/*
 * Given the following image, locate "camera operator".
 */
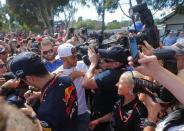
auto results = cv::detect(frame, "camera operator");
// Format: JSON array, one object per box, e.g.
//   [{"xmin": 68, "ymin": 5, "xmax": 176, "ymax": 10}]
[
  {"xmin": 141, "ymin": 40, "xmax": 184, "ymax": 72},
  {"xmin": 82, "ymin": 45, "xmax": 130, "ymax": 131},
  {"xmin": 128, "ymin": 53, "xmax": 184, "ymax": 131}
]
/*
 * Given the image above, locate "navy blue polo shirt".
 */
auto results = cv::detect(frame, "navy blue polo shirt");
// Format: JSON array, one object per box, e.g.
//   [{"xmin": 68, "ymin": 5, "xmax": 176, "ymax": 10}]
[
  {"xmin": 37, "ymin": 75, "xmax": 78, "ymax": 131},
  {"xmin": 44, "ymin": 59, "xmax": 63, "ymax": 72},
  {"xmin": 94, "ymin": 69, "xmax": 124, "ymax": 115}
]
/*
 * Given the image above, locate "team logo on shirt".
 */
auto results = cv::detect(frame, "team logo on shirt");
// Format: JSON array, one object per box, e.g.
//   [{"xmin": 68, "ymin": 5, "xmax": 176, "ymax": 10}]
[
  {"xmin": 63, "ymin": 85, "xmax": 77, "ymax": 118},
  {"xmin": 63, "ymin": 86, "xmax": 75, "ymax": 104},
  {"xmin": 40, "ymin": 121, "xmax": 52, "ymax": 131}
]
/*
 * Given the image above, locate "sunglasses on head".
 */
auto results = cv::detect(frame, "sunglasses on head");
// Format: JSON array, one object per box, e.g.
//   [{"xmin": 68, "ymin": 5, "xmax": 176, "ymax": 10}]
[
  {"xmin": 43, "ymin": 49, "xmax": 54, "ymax": 55},
  {"xmin": 0, "ymin": 64, "xmax": 5, "ymax": 68}
]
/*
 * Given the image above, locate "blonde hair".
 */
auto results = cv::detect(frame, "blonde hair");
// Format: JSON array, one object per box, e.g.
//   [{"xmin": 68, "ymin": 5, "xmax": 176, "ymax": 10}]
[
  {"xmin": 120, "ymin": 71, "xmax": 145, "ymax": 84},
  {"xmin": 0, "ymin": 98, "xmax": 38, "ymax": 131}
]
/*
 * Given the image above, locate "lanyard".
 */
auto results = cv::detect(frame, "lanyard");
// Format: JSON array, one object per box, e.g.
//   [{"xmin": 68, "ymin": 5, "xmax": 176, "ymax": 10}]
[
  {"xmin": 40, "ymin": 75, "xmax": 57, "ymax": 102},
  {"xmin": 119, "ymin": 101, "xmax": 138, "ymax": 123}
]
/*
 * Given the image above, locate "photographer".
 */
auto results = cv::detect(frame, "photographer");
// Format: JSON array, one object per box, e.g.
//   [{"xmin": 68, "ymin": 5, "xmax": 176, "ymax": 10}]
[
  {"xmin": 128, "ymin": 50, "xmax": 184, "ymax": 103},
  {"xmin": 141, "ymin": 40, "xmax": 184, "ymax": 72},
  {"xmin": 128, "ymin": 52, "xmax": 184, "ymax": 131},
  {"xmin": 82, "ymin": 45, "xmax": 129, "ymax": 131},
  {"xmin": 139, "ymin": 92, "xmax": 184, "ymax": 131}
]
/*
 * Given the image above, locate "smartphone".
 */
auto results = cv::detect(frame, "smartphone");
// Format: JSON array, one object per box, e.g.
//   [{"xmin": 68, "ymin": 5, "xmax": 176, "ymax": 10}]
[{"xmin": 129, "ymin": 37, "xmax": 140, "ymax": 66}]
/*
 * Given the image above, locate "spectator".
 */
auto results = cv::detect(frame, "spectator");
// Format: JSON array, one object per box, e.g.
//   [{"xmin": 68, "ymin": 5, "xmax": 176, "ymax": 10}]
[
  {"xmin": 177, "ymin": 31, "xmax": 184, "ymax": 42},
  {"xmin": 78, "ymin": 28, "xmax": 88, "ymax": 44},
  {"xmin": 0, "ymin": 59, "xmax": 7, "ymax": 86},
  {"xmin": 64, "ymin": 27, "xmax": 76, "ymax": 42},
  {"xmin": 128, "ymin": 53, "xmax": 184, "ymax": 105},
  {"xmin": 139, "ymin": 93, "xmax": 184, "ymax": 131},
  {"xmin": 142, "ymin": 40, "xmax": 184, "ymax": 72},
  {"xmin": 10, "ymin": 52, "xmax": 78, "ymax": 131},
  {"xmin": 66, "ymin": 36, "xmax": 80, "ymax": 46},
  {"xmin": 83, "ymin": 45, "xmax": 130, "ymax": 131},
  {"xmin": 41, "ymin": 39, "xmax": 63, "ymax": 72},
  {"xmin": 163, "ymin": 31, "xmax": 177, "ymax": 46},
  {"xmin": 0, "ymin": 59, "xmax": 7, "ymax": 76},
  {"xmin": 89, "ymin": 71, "xmax": 148, "ymax": 131},
  {"xmin": 9, "ymin": 38, "xmax": 19, "ymax": 54},
  {"xmin": 54, "ymin": 43, "xmax": 89, "ymax": 131},
  {"xmin": 0, "ymin": 45, "xmax": 8, "ymax": 63},
  {"xmin": 29, "ymin": 42, "xmax": 41, "ymax": 55}
]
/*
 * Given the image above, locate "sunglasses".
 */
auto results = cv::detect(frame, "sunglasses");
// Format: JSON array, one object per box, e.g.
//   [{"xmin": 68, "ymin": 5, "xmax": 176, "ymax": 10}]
[
  {"xmin": 0, "ymin": 64, "xmax": 5, "ymax": 68},
  {"xmin": 43, "ymin": 49, "xmax": 54, "ymax": 55}
]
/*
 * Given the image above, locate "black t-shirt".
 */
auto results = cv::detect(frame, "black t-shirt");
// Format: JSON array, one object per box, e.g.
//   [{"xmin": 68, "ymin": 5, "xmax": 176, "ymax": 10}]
[
  {"xmin": 113, "ymin": 97, "xmax": 148, "ymax": 131},
  {"xmin": 37, "ymin": 75, "xmax": 78, "ymax": 131},
  {"xmin": 94, "ymin": 69, "xmax": 124, "ymax": 115}
]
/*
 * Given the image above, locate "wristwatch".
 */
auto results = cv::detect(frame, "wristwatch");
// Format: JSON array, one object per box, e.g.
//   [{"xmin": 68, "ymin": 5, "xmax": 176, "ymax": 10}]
[{"xmin": 144, "ymin": 118, "xmax": 156, "ymax": 128}]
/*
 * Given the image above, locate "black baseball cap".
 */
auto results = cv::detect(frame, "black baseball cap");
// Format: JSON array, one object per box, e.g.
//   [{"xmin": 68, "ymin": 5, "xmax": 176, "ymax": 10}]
[
  {"xmin": 98, "ymin": 45, "xmax": 130, "ymax": 64},
  {"xmin": 10, "ymin": 52, "xmax": 45, "ymax": 78}
]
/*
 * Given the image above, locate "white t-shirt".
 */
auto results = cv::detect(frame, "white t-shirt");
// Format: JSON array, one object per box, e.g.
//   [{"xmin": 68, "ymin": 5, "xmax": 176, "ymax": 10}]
[
  {"xmin": 156, "ymin": 112, "xmax": 184, "ymax": 131},
  {"xmin": 54, "ymin": 61, "xmax": 88, "ymax": 115},
  {"xmin": 156, "ymin": 123, "xmax": 184, "ymax": 131}
]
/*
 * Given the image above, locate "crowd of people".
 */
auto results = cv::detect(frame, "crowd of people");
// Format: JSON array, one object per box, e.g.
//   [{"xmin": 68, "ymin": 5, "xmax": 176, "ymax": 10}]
[{"xmin": 0, "ymin": 26, "xmax": 184, "ymax": 131}]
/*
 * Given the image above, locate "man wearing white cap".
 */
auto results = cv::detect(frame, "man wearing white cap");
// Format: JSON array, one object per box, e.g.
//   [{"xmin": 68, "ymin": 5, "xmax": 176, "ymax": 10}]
[{"xmin": 54, "ymin": 43, "xmax": 89, "ymax": 131}]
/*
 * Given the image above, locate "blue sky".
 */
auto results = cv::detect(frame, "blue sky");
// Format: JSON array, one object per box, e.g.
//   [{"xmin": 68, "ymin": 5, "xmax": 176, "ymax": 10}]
[{"xmin": 0, "ymin": 0, "xmax": 171, "ymax": 23}]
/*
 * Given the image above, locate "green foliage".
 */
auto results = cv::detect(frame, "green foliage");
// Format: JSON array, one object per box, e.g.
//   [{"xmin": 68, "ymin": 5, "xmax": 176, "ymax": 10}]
[
  {"xmin": 73, "ymin": 19, "xmax": 132, "ymax": 30},
  {"xmin": 74, "ymin": 19, "xmax": 97, "ymax": 29},
  {"xmin": 6, "ymin": 0, "xmax": 69, "ymax": 33},
  {"xmin": 146, "ymin": 0, "xmax": 184, "ymax": 14},
  {"xmin": 106, "ymin": 21, "xmax": 121, "ymax": 29},
  {"xmin": 56, "ymin": 0, "xmax": 78, "ymax": 30},
  {"xmin": 106, "ymin": 20, "xmax": 132, "ymax": 29},
  {"xmin": 89, "ymin": 0, "xmax": 119, "ymax": 15},
  {"xmin": 0, "ymin": 3, "xmax": 10, "ymax": 31}
]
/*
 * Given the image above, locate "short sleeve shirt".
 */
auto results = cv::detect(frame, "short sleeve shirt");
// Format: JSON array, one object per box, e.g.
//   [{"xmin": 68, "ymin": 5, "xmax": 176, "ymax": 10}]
[
  {"xmin": 113, "ymin": 98, "xmax": 148, "ymax": 131},
  {"xmin": 94, "ymin": 69, "xmax": 124, "ymax": 114},
  {"xmin": 37, "ymin": 75, "xmax": 78, "ymax": 131},
  {"xmin": 44, "ymin": 59, "xmax": 63, "ymax": 72}
]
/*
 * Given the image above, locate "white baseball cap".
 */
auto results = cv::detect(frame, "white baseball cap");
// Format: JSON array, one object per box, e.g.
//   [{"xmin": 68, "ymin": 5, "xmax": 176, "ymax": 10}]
[{"xmin": 57, "ymin": 43, "xmax": 75, "ymax": 58}]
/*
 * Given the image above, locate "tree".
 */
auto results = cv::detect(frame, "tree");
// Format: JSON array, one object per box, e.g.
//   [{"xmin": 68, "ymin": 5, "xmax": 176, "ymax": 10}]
[
  {"xmin": 55, "ymin": 0, "xmax": 78, "ymax": 30},
  {"xmin": 74, "ymin": 19, "xmax": 97, "ymax": 29},
  {"xmin": 106, "ymin": 20, "xmax": 122, "ymax": 29},
  {"xmin": 6, "ymin": 0, "xmax": 69, "ymax": 33},
  {"xmin": 81, "ymin": 0, "xmax": 119, "ymax": 34},
  {"xmin": 0, "ymin": 2, "xmax": 7, "ymax": 30},
  {"xmin": 146, "ymin": 0, "xmax": 184, "ymax": 14}
]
